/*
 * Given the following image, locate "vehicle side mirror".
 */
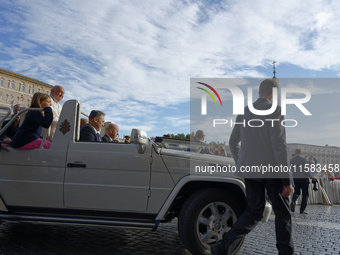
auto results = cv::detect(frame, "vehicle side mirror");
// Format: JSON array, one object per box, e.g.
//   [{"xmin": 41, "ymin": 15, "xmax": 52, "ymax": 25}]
[{"xmin": 130, "ymin": 129, "xmax": 149, "ymax": 154}]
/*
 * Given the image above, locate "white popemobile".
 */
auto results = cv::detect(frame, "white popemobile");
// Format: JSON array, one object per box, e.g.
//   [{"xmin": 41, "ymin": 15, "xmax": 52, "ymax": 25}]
[{"xmin": 0, "ymin": 100, "xmax": 271, "ymax": 255}]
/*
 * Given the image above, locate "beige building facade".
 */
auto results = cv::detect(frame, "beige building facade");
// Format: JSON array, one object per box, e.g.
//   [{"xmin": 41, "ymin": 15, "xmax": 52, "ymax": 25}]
[
  {"xmin": 0, "ymin": 68, "xmax": 53, "ymax": 118},
  {"xmin": 287, "ymin": 143, "xmax": 340, "ymax": 166},
  {"xmin": 219, "ymin": 143, "xmax": 339, "ymax": 167}
]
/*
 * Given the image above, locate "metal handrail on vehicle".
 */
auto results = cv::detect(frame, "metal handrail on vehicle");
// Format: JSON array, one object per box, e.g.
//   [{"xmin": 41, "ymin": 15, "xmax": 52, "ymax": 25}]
[
  {"xmin": 1, "ymin": 106, "xmax": 88, "ymax": 147},
  {"xmin": 0, "ymin": 107, "xmax": 50, "ymax": 149},
  {"xmin": 81, "ymin": 111, "xmax": 89, "ymax": 118},
  {"xmin": 0, "ymin": 106, "xmax": 12, "ymax": 126},
  {"xmin": 0, "ymin": 107, "xmax": 44, "ymax": 137}
]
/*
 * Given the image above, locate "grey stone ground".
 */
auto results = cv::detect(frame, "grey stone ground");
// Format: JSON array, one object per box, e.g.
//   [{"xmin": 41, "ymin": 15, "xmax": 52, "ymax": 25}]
[{"xmin": 0, "ymin": 205, "xmax": 339, "ymax": 255}]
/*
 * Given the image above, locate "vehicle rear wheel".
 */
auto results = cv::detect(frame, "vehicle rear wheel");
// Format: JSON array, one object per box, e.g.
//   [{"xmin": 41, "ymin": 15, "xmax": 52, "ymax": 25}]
[{"xmin": 178, "ymin": 189, "xmax": 244, "ymax": 255}]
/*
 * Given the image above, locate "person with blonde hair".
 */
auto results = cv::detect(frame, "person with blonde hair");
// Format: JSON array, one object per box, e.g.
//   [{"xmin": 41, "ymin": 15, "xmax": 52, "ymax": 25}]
[{"xmin": 11, "ymin": 93, "xmax": 53, "ymax": 150}]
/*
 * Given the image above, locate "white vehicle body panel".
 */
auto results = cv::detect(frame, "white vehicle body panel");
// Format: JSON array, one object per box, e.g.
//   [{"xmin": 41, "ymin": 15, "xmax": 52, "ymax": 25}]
[
  {"xmin": 64, "ymin": 141, "xmax": 151, "ymax": 212},
  {"xmin": 0, "ymin": 148, "xmax": 65, "ymax": 208}
]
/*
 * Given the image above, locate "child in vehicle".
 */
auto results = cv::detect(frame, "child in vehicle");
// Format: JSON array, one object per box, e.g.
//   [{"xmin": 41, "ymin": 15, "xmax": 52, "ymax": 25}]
[{"xmin": 11, "ymin": 93, "xmax": 53, "ymax": 149}]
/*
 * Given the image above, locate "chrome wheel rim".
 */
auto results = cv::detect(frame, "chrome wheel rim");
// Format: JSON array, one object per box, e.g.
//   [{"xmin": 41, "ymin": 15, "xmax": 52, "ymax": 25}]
[{"xmin": 196, "ymin": 201, "xmax": 237, "ymax": 248}]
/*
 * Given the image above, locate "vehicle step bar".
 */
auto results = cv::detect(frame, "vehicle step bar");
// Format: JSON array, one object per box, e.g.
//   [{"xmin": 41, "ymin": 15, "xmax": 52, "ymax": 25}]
[{"xmin": 0, "ymin": 214, "xmax": 156, "ymax": 229}]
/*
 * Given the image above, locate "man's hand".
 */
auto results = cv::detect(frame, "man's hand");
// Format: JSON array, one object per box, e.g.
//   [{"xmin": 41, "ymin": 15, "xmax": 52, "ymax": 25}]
[
  {"xmin": 281, "ymin": 185, "xmax": 293, "ymax": 197},
  {"xmin": 3, "ymin": 138, "xmax": 11, "ymax": 144}
]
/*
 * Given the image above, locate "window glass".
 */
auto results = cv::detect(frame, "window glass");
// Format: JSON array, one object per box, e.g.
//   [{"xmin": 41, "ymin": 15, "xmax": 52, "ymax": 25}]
[
  {"xmin": 29, "ymin": 87, "xmax": 35, "ymax": 94},
  {"xmin": 8, "ymin": 81, "xmax": 15, "ymax": 89},
  {"xmin": 7, "ymin": 94, "xmax": 13, "ymax": 103},
  {"xmin": 19, "ymin": 84, "xmax": 26, "ymax": 92}
]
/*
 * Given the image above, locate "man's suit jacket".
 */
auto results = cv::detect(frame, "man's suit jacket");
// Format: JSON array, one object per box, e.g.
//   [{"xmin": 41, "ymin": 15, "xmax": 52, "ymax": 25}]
[
  {"xmin": 102, "ymin": 133, "xmax": 112, "ymax": 142},
  {"xmin": 102, "ymin": 133, "xmax": 118, "ymax": 143},
  {"xmin": 79, "ymin": 123, "xmax": 102, "ymax": 142},
  {"xmin": 0, "ymin": 117, "xmax": 19, "ymax": 140},
  {"xmin": 229, "ymin": 97, "xmax": 293, "ymax": 186},
  {"xmin": 290, "ymin": 155, "xmax": 311, "ymax": 183}
]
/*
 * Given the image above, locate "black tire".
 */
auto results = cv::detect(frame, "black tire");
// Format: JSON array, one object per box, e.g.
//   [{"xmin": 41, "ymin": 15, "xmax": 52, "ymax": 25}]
[{"xmin": 178, "ymin": 189, "xmax": 244, "ymax": 255}]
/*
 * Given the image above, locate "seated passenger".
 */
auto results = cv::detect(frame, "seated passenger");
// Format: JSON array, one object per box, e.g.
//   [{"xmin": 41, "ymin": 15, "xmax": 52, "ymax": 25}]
[
  {"xmin": 124, "ymin": 135, "xmax": 130, "ymax": 143},
  {"xmin": 194, "ymin": 130, "xmax": 211, "ymax": 154},
  {"xmin": 102, "ymin": 123, "xmax": 119, "ymax": 143},
  {"xmin": 0, "ymin": 104, "xmax": 24, "ymax": 144},
  {"xmin": 79, "ymin": 110, "xmax": 105, "ymax": 142},
  {"xmin": 194, "ymin": 130, "xmax": 205, "ymax": 143},
  {"xmin": 216, "ymin": 145, "xmax": 226, "ymax": 156},
  {"xmin": 11, "ymin": 93, "xmax": 53, "ymax": 150},
  {"xmin": 80, "ymin": 118, "xmax": 88, "ymax": 128}
]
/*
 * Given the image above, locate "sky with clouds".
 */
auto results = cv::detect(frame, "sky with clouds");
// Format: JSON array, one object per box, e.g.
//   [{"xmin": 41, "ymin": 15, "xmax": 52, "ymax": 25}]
[{"xmin": 0, "ymin": 0, "xmax": 339, "ymax": 146}]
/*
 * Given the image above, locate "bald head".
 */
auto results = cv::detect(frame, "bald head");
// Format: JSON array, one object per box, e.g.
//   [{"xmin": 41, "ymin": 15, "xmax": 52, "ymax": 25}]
[
  {"xmin": 106, "ymin": 123, "xmax": 119, "ymax": 140},
  {"xmin": 51, "ymin": 85, "xmax": 65, "ymax": 103},
  {"xmin": 195, "ymin": 130, "xmax": 205, "ymax": 141}
]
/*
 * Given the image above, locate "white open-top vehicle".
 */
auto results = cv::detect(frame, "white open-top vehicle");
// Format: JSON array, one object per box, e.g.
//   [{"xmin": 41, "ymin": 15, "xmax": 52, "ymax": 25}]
[{"xmin": 0, "ymin": 100, "xmax": 271, "ymax": 255}]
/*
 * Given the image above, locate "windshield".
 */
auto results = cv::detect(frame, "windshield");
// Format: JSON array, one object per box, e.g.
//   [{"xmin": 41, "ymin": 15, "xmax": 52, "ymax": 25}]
[{"xmin": 154, "ymin": 137, "xmax": 208, "ymax": 153}]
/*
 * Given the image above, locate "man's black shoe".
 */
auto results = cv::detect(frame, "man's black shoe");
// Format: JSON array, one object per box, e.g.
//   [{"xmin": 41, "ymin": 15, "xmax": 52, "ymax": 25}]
[
  {"xmin": 210, "ymin": 241, "xmax": 226, "ymax": 255},
  {"xmin": 290, "ymin": 203, "xmax": 295, "ymax": 212},
  {"xmin": 300, "ymin": 211, "xmax": 308, "ymax": 214}
]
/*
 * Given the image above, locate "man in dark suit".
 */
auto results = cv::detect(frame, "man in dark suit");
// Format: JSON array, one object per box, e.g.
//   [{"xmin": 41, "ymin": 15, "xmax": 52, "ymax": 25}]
[
  {"xmin": 79, "ymin": 110, "xmax": 105, "ymax": 142},
  {"xmin": 102, "ymin": 123, "xmax": 119, "ymax": 143},
  {"xmin": 194, "ymin": 129, "xmax": 211, "ymax": 154},
  {"xmin": 211, "ymin": 79, "xmax": 294, "ymax": 255},
  {"xmin": 290, "ymin": 149, "xmax": 316, "ymax": 214},
  {"xmin": 0, "ymin": 104, "xmax": 23, "ymax": 144}
]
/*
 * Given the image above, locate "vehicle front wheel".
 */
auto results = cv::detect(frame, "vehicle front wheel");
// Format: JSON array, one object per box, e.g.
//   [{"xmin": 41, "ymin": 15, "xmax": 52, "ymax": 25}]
[{"xmin": 178, "ymin": 189, "xmax": 244, "ymax": 255}]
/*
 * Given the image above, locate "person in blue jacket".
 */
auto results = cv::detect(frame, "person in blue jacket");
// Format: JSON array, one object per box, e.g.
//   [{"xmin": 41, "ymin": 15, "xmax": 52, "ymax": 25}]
[
  {"xmin": 11, "ymin": 93, "xmax": 53, "ymax": 150},
  {"xmin": 290, "ymin": 149, "xmax": 317, "ymax": 214}
]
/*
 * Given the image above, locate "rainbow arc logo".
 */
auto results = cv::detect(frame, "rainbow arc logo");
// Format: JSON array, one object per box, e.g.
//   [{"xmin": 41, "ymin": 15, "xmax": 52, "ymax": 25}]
[
  {"xmin": 196, "ymin": 82, "xmax": 223, "ymax": 115},
  {"xmin": 196, "ymin": 82, "xmax": 223, "ymax": 106}
]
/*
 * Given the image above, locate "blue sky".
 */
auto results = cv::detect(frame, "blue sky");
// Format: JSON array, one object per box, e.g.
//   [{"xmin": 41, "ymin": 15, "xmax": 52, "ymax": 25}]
[{"xmin": 0, "ymin": 0, "xmax": 340, "ymax": 146}]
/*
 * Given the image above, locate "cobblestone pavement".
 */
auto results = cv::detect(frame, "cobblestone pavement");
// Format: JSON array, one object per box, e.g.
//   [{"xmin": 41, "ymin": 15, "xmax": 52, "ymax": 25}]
[{"xmin": 0, "ymin": 205, "xmax": 339, "ymax": 255}]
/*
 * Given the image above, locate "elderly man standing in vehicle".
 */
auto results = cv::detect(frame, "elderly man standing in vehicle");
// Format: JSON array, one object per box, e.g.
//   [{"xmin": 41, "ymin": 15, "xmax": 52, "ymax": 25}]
[
  {"xmin": 79, "ymin": 110, "xmax": 105, "ymax": 142},
  {"xmin": 48, "ymin": 85, "xmax": 65, "ymax": 140},
  {"xmin": 211, "ymin": 79, "xmax": 294, "ymax": 255}
]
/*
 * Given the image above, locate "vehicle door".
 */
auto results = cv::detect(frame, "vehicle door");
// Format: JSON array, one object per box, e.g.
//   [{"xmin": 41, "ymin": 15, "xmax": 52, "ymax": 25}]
[
  {"xmin": 0, "ymin": 106, "xmax": 67, "ymax": 209},
  {"xmin": 64, "ymin": 141, "xmax": 151, "ymax": 212},
  {"xmin": 0, "ymin": 147, "xmax": 66, "ymax": 209}
]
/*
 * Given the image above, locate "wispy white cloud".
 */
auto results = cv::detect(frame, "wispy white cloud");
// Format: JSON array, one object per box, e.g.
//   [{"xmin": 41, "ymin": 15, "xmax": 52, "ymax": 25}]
[{"xmin": 1, "ymin": 0, "xmax": 340, "ymax": 140}]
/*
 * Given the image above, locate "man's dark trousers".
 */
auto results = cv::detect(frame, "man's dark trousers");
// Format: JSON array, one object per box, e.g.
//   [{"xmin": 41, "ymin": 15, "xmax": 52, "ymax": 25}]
[
  {"xmin": 222, "ymin": 179, "xmax": 294, "ymax": 255},
  {"xmin": 292, "ymin": 181, "xmax": 309, "ymax": 213}
]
